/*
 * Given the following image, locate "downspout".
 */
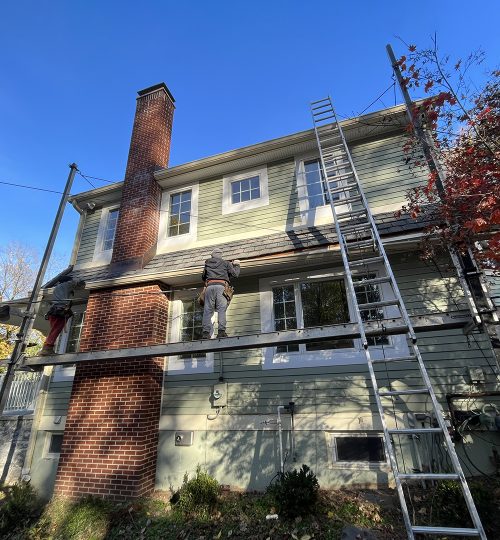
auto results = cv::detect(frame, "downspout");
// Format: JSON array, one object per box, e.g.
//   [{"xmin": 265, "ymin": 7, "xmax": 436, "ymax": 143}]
[
  {"xmin": 277, "ymin": 405, "xmax": 285, "ymax": 474},
  {"xmin": 69, "ymin": 200, "xmax": 85, "ymax": 266}
]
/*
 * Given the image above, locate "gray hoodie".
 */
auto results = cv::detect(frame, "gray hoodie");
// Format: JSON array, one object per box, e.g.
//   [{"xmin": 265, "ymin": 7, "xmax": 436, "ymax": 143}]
[{"xmin": 202, "ymin": 256, "xmax": 240, "ymax": 283}]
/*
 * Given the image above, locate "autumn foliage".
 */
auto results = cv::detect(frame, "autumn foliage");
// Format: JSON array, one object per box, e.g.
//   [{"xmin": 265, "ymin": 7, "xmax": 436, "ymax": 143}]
[{"xmin": 395, "ymin": 40, "xmax": 500, "ymax": 269}]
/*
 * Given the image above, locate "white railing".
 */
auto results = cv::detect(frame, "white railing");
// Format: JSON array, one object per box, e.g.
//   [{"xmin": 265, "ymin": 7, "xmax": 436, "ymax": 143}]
[{"xmin": 0, "ymin": 370, "xmax": 42, "ymax": 415}]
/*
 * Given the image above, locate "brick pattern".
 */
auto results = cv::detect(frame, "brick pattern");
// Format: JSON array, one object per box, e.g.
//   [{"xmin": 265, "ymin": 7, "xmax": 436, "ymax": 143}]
[
  {"xmin": 53, "ymin": 284, "xmax": 169, "ymax": 500},
  {"xmin": 112, "ymin": 87, "xmax": 175, "ymax": 264}
]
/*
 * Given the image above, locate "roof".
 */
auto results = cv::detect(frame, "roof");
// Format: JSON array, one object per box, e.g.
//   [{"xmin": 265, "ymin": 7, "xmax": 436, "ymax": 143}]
[{"xmin": 68, "ymin": 211, "xmax": 431, "ymax": 288}]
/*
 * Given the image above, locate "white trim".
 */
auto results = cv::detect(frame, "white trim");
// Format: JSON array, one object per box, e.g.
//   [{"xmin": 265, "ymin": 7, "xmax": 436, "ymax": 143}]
[
  {"xmin": 158, "ymin": 184, "xmax": 199, "ymax": 252},
  {"xmin": 259, "ymin": 266, "xmax": 409, "ymax": 369},
  {"xmin": 43, "ymin": 432, "xmax": 63, "ymax": 460},
  {"xmin": 167, "ymin": 298, "xmax": 214, "ymax": 374},
  {"xmin": 222, "ymin": 167, "xmax": 269, "ymax": 215},
  {"xmin": 92, "ymin": 205, "xmax": 120, "ymax": 265},
  {"xmin": 295, "ymin": 152, "xmax": 350, "ymax": 227},
  {"xmin": 327, "ymin": 431, "xmax": 390, "ymax": 471}
]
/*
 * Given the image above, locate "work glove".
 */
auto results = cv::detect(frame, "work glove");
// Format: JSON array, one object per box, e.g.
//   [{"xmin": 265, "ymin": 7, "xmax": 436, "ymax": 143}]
[{"xmin": 232, "ymin": 259, "xmax": 241, "ymax": 265}]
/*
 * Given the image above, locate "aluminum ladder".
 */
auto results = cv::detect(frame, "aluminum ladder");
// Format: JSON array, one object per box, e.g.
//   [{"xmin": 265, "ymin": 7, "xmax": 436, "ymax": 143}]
[{"xmin": 310, "ymin": 96, "xmax": 487, "ymax": 539}]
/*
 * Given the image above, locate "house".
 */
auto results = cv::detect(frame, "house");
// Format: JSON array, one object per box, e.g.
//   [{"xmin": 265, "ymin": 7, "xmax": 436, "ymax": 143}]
[{"xmin": 2, "ymin": 83, "xmax": 499, "ymax": 502}]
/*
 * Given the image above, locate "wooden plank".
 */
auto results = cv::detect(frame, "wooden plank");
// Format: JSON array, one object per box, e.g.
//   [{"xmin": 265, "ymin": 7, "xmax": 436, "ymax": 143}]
[{"xmin": 23, "ymin": 312, "xmax": 472, "ymax": 368}]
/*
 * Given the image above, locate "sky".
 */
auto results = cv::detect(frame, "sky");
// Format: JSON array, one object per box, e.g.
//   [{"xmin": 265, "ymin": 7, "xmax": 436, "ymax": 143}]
[{"xmin": 1, "ymin": 0, "xmax": 499, "ymax": 271}]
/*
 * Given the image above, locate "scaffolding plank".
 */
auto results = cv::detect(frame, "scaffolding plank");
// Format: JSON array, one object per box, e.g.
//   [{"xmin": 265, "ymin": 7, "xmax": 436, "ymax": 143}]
[{"xmin": 22, "ymin": 312, "xmax": 471, "ymax": 368}]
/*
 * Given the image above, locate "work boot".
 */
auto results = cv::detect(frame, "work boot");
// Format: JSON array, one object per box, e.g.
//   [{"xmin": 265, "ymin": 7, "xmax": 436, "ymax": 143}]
[
  {"xmin": 39, "ymin": 345, "xmax": 55, "ymax": 356},
  {"xmin": 202, "ymin": 331, "xmax": 211, "ymax": 340},
  {"xmin": 217, "ymin": 330, "xmax": 228, "ymax": 338}
]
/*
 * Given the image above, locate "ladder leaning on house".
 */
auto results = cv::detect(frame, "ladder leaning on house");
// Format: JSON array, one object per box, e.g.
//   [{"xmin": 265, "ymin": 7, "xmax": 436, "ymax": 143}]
[{"xmin": 310, "ymin": 97, "xmax": 487, "ymax": 539}]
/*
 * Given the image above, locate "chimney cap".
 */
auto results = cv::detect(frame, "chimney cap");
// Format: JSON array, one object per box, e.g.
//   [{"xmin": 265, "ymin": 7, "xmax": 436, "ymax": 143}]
[{"xmin": 137, "ymin": 82, "xmax": 175, "ymax": 103}]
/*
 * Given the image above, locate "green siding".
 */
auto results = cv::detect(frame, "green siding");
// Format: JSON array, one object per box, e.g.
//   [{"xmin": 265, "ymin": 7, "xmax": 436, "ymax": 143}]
[
  {"xmin": 75, "ymin": 210, "xmax": 101, "ymax": 266},
  {"xmin": 162, "ymin": 253, "xmax": 499, "ymax": 417}
]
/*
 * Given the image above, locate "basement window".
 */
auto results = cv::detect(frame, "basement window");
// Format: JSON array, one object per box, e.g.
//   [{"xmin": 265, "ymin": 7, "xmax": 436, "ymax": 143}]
[
  {"xmin": 44, "ymin": 432, "xmax": 63, "ymax": 459},
  {"xmin": 331, "ymin": 433, "xmax": 386, "ymax": 467},
  {"xmin": 222, "ymin": 167, "xmax": 269, "ymax": 215}
]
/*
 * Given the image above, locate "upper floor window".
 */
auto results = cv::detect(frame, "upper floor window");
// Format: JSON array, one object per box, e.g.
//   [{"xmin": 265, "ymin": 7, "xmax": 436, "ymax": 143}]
[
  {"xmin": 296, "ymin": 155, "xmax": 348, "ymax": 226},
  {"xmin": 93, "ymin": 205, "xmax": 120, "ymax": 264},
  {"xmin": 168, "ymin": 190, "xmax": 192, "ymax": 237},
  {"xmin": 158, "ymin": 184, "xmax": 199, "ymax": 251},
  {"xmin": 260, "ymin": 267, "xmax": 407, "ymax": 369},
  {"xmin": 222, "ymin": 167, "xmax": 269, "ymax": 215}
]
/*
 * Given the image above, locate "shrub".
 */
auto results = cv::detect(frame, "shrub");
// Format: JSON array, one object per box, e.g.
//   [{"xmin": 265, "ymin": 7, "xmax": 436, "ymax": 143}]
[
  {"xmin": 0, "ymin": 481, "xmax": 42, "ymax": 535},
  {"xmin": 173, "ymin": 466, "xmax": 220, "ymax": 515},
  {"xmin": 267, "ymin": 464, "xmax": 319, "ymax": 518}
]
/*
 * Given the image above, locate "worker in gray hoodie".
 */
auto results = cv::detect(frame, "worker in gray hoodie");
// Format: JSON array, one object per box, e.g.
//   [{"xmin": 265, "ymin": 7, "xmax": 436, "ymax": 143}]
[
  {"xmin": 201, "ymin": 248, "xmax": 240, "ymax": 338},
  {"xmin": 40, "ymin": 276, "xmax": 86, "ymax": 356}
]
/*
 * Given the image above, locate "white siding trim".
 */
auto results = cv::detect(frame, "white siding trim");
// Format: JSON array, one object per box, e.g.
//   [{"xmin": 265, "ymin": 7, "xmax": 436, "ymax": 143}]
[
  {"xmin": 259, "ymin": 266, "xmax": 409, "ymax": 369},
  {"xmin": 222, "ymin": 167, "xmax": 269, "ymax": 215},
  {"xmin": 158, "ymin": 184, "xmax": 199, "ymax": 253}
]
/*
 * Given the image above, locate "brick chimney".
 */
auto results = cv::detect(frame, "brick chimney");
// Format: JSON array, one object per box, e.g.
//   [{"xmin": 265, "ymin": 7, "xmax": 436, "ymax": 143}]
[
  {"xmin": 53, "ymin": 84, "xmax": 174, "ymax": 501},
  {"xmin": 111, "ymin": 83, "xmax": 175, "ymax": 269}
]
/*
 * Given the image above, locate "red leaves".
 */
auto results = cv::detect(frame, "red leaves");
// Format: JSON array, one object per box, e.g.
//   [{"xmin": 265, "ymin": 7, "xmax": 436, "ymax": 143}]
[
  {"xmin": 464, "ymin": 218, "xmax": 488, "ymax": 233},
  {"xmin": 424, "ymin": 80, "xmax": 434, "ymax": 92},
  {"xmin": 491, "ymin": 209, "xmax": 500, "ymax": 224},
  {"xmin": 409, "ymin": 45, "xmax": 417, "ymax": 52}
]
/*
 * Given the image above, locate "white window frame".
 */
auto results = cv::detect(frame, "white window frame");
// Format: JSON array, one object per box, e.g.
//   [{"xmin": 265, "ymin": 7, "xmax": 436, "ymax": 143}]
[
  {"xmin": 158, "ymin": 184, "xmax": 199, "ymax": 251},
  {"xmin": 167, "ymin": 294, "xmax": 214, "ymax": 374},
  {"xmin": 295, "ymin": 153, "xmax": 350, "ymax": 227},
  {"xmin": 222, "ymin": 167, "xmax": 269, "ymax": 215},
  {"xmin": 259, "ymin": 266, "xmax": 409, "ymax": 369},
  {"xmin": 93, "ymin": 205, "xmax": 120, "ymax": 265},
  {"xmin": 43, "ymin": 432, "xmax": 64, "ymax": 459},
  {"xmin": 328, "ymin": 431, "xmax": 389, "ymax": 470}
]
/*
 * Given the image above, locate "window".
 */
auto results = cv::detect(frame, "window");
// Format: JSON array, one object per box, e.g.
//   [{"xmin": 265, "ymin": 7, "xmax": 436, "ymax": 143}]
[
  {"xmin": 102, "ymin": 208, "xmax": 119, "ymax": 250},
  {"xmin": 158, "ymin": 184, "xmax": 199, "ymax": 251},
  {"xmin": 44, "ymin": 432, "xmax": 63, "ymax": 458},
  {"xmin": 260, "ymin": 268, "xmax": 409, "ymax": 369},
  {"xmin": 222, "ymin": 167, "xmax": 269, "ymax": 214},
  {"xmin": 53, "ymin": 311, "xmax": 85, "ymax": 382},
  {"xmin": 168, "ymin": 190, "xmax": 192, "ymax": 237},
  {"xmin": 93, "ymin": 205, "xmax": 120, "ymax": 264},
  {"xmin": 65, "ymin": 312, "xmax": 86, "ymax": 353},
  {"xmin": 167, "ymin": 295, "xmax": 214, "ymax": 374},
  {"xmin": 331, "ymin": 433, "xmax": 386, "ymax": 466},
  {"xmin": 296, "ymin": 155, "xmax": 348, "ymax": 227}
]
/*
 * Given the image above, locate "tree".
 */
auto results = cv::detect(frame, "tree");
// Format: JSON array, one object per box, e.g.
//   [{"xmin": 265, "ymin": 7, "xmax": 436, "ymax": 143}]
[
  {"xmin": 0, "ymin": 243, "xmax": 40, "ymax": 361},
  {"xmin": 394, "ymin": 37, "xmax": 499, "ymax": 270}
]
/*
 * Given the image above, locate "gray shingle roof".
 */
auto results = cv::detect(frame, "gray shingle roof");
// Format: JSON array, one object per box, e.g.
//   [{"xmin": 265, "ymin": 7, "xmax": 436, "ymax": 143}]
[{"xmin": 70, "ymin": 211, "xmax": 431, "ymax": 284}]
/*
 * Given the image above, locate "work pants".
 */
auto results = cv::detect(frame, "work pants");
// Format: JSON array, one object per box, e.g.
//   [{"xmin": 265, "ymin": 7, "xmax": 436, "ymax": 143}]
[
  {"xmin": 202, "ymin": 284, "xmax": 227, "ymax": 334},
  {"xmin": 44, "ymin": 315, "xmax": 66, "ymax": 346}
]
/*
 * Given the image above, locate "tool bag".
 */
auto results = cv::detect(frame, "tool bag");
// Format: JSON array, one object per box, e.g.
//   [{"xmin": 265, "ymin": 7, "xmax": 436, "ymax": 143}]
[
  {"xmin": 45, "ymin": 305, "xmax": 73, "ymax": 320},
  {"xmin": 197, "ymin": 287, "xmax": 206, "ymax": 307},
  {"xmin": 223, "ymin": 283, "xmax": 234, "ymax": 303}
]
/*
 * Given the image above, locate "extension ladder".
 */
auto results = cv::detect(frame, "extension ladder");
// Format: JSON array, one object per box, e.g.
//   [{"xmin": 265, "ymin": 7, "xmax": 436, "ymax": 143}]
[{"xmin": 310, "ymin": 97, "xmax": 487, "ymax": 539}]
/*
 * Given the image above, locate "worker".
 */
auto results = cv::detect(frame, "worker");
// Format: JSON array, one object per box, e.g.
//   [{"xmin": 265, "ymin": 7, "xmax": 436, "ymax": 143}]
[
  {"xmin": 201, "ymin": 248, "xmax": 240, "ymax": 338},
  {"xmin": 40, "ymin": 276, "xmax": 86, "ymax": 356}
]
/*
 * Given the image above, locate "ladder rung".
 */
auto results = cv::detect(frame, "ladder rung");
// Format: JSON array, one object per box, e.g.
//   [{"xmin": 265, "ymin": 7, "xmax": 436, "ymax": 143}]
[
  {"xmin": 411, "ymin": 526, "xmax": 480, "ymax": 536},
  {"xmin": 353, "ymin": 276, "xmax": 391, "ymax": 287},
  {"xmin": 339, "ymin": 221, "xmax": 372, "ymax": 233},
  {"xmin": 357, "ymin": 299, "xmax": 398, "ymax": 310},
  {"xmin": 314, "ymin": 114, "xmax": 335, "ymax": 121},
  {"xmin": 371, "ymin": 355, "xmax": 415, "ymax": 364},
  {"xmin": 326, "ymin": 171, "xmax": 354, "ymax": 182},
  {"xmin": 379, "ymin": 388, "xmax": 429, "ymax": 396},
  {"xmin": 328, "ymin": 182, "xmax": 358, "ymax": 195},
  {"xmin": 311, "ymin": 103, "xmax": 331, "ymax": 111},
  {"xmin": 344, "ymin": 238, "xmax": 376, "ymax": 249},
  {"xmin": 388, "ymin": 428, "xmax": 442, "ymax": 435},
  {"xmin": 336, "ymin": 209, "xmax": 367, "ymax": 220},
  {"xmin": 310, "ymin": 98, "xmax": 330, "ymax": 105},
  {"xmin": 348, "ymin": 255, "xmax": 385, "ymax": 267},
  {"xmin": 399, "ymin": 473, "xmax": 459, "ymax": 481}
]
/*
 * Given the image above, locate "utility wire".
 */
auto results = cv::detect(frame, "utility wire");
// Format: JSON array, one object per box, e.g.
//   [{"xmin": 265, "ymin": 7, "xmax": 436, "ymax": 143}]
[{"xmin": 0, "ymin": 180, "xmax": 65, "ymax": 195}]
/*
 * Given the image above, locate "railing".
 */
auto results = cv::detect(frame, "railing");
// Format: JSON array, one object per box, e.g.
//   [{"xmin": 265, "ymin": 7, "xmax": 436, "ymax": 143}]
[{"xmin": 0, "ymin": 370, "xmax": 42, "ymax": 415}]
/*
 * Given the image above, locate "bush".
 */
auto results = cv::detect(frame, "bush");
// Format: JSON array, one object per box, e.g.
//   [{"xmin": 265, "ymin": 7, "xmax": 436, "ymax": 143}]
[
  {"xmin": 173, "ymin": 466, "xmax": 220, "ymax": 515},
  {"xmin": 267, "ymin": 464, "xmax": 319, "ymax": 518},
  {"xmin": 0, "ymin": 481, "xmax": 42, "ymax": 535}
]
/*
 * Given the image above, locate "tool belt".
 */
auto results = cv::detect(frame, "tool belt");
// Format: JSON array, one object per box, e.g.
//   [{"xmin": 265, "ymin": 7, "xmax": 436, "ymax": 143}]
[
  {"xmin": 198, "ymin": 281, "xmax": 235, "ymax": 306},
  {"xmin": 45, "ymin": 305, "xmax": 73, "ymax": 320}
]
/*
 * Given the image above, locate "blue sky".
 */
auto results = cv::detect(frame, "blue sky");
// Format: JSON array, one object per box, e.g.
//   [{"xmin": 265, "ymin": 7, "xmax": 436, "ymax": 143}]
[{"xmin": 1, "ymin": 0, "xmax": 499, "ymax": 269}]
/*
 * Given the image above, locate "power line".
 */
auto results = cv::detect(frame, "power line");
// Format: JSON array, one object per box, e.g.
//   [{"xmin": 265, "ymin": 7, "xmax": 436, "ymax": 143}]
[
  {"xmin": 76, "ymin": 170, "xmax": 96, "ymax": 189},
  {"xmin": 0, "ymin": 179, "xmax": 65, "ymax": 195},
  {"xmin": 77, "ymin": 170, "xmax": 121, "ymax": 185}
]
